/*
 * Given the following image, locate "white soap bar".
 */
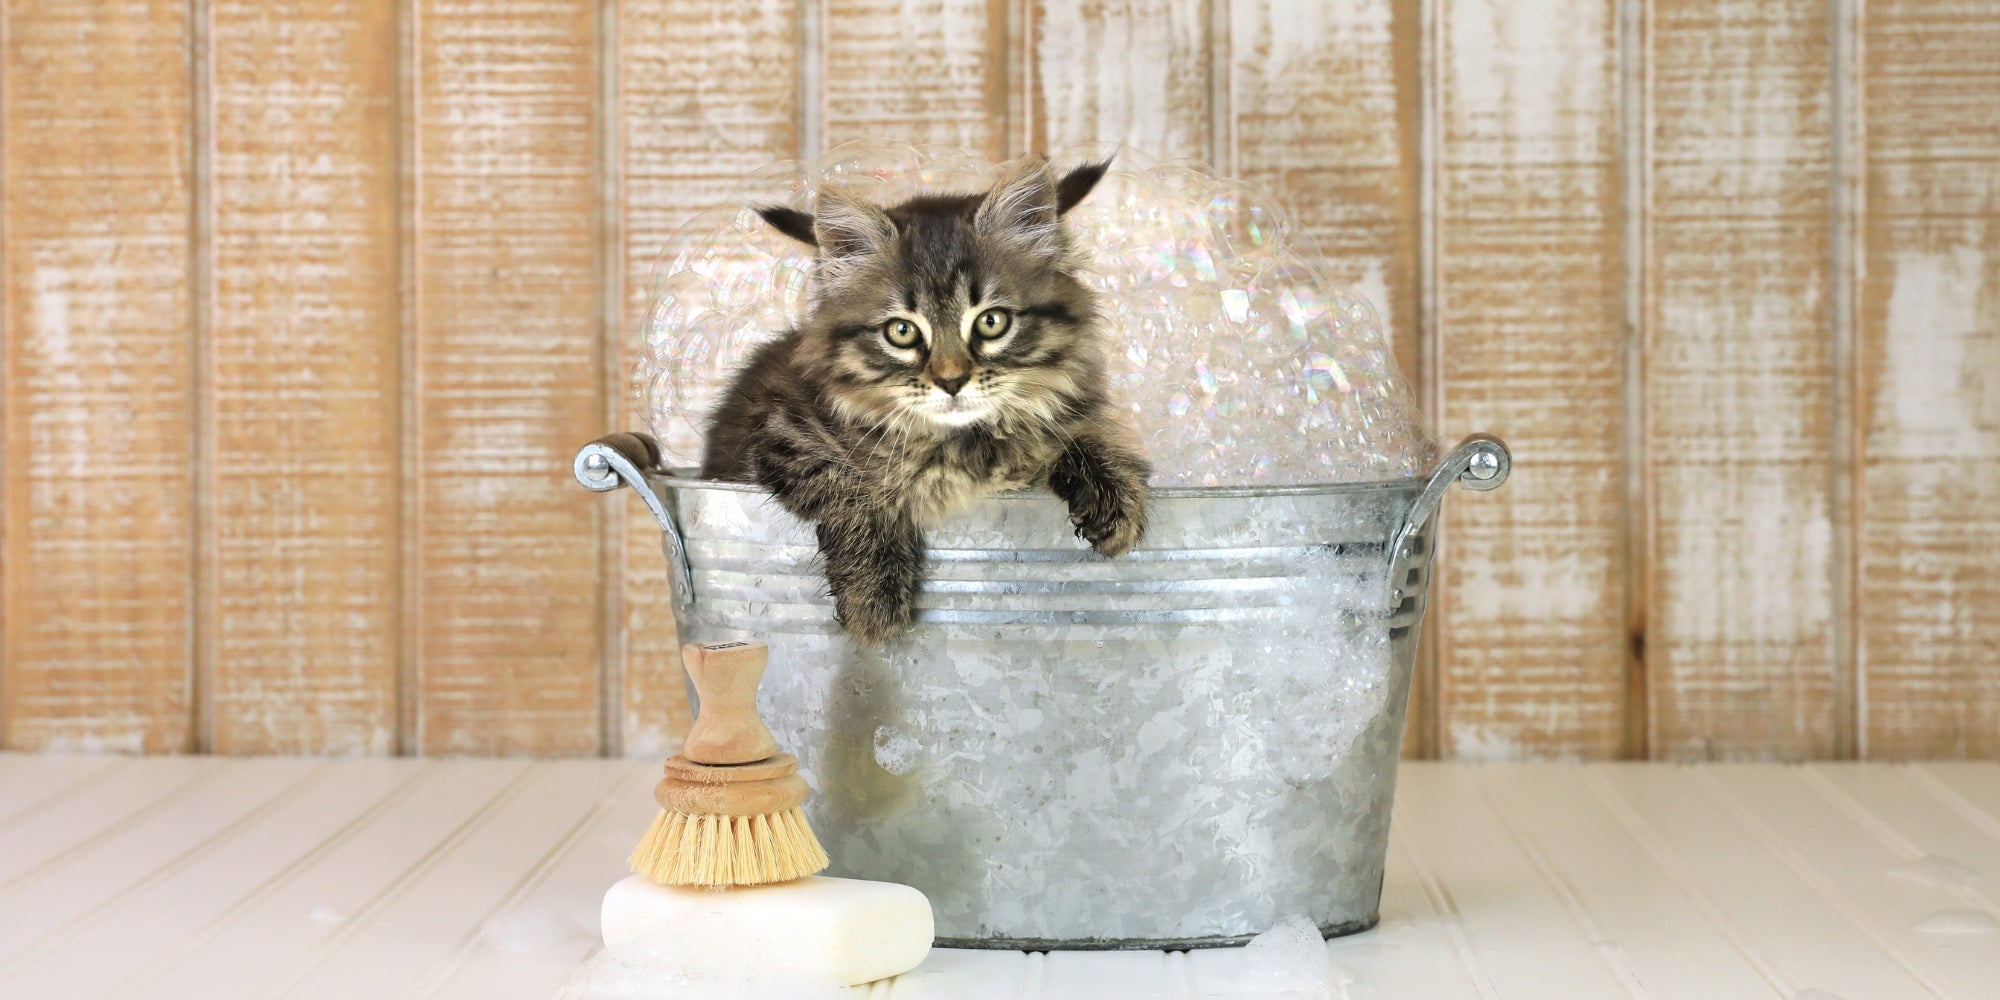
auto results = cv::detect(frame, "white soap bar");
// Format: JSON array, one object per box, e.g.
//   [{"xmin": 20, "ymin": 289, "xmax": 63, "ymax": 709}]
[{"xmin": 600, "ymin": 875, "xmax": 933, "ymax": 988}]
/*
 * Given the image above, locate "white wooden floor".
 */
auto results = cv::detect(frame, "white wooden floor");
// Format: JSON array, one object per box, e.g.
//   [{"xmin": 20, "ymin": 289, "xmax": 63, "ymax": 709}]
[{"xmin": 2, "ymin": 758, "xmax": 1997, "ymax": 999}]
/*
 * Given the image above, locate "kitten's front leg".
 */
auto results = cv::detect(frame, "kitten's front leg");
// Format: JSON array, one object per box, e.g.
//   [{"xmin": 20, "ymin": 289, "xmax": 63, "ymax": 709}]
[
  {"xmin": 751, "ymin": 419, "xmax": 925, "ymax": 645},
  {"xmin": 1047, "ymin": 435, "xmax": 1151, "ymax": 558},
  {"xmin": 815, "ymin": 513, "xmax": 926, "ymax": 644}
]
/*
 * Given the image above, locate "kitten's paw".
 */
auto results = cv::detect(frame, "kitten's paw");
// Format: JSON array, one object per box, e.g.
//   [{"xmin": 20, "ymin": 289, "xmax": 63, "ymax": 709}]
[
  {"xmin": 1078, "ymin": 505, "xmax": 1146, "ymax": 558},
  {"xmin": 818, "ymin": 517, "xmax": 925, "ymax": 645},
  {"xmin": 1068, "ymin": 489, "xmax": 1148, "ymax": 559},
  {"xmin": 1049, "ymin": 437, "xmax": 1152, "ymax": 560},
  {"xmin": 835, "ymin": 587, "xmax": 916, "ymax": 645}
]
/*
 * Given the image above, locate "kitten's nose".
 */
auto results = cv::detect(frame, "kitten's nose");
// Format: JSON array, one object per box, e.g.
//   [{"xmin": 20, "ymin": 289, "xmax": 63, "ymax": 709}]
[{"xmin": 934, "ymin": 374, "xmax": 969, "ymax": 396}]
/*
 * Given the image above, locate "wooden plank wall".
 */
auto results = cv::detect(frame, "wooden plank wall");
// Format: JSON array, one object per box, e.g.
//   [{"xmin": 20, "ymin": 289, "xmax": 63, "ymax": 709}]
[
  {"xmin": 1641, "ymin": 0, "xmax": 1839, "ymax": 760},
  {"xmin": 0, "ymin": 0, "xmax": 1995, "ymax": 760},
  {"xmin": 3, "ymin": 0, "xmax": 196, "ymax": 753},
  {"xmin": 408, "ymin": 1, "xmax": 604, "ymax": 756},
  {"xmin": 614, "ymin": 0, "xmax": 799, "ymax": 756},
  {"xmin": 1855, "ymin": 0, "xmax": 2000, "ymax": 758},
  {"xmin": 1430, "ymin": 0, "xmax": 1630, "ymax": 759},
  {"xmin": 204, "ymin": 0, "xmax": 402, "ymax": 756}
]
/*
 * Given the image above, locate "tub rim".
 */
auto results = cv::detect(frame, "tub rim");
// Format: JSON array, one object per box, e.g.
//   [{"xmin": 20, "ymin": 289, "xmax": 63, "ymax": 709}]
[
  {"xmin": 575, "ymin": 431, "xmax": 1510, "ymax": 612},
  {"xmin": 644, "ymin": 467, "xmax": 1432, "ymax": 501}
]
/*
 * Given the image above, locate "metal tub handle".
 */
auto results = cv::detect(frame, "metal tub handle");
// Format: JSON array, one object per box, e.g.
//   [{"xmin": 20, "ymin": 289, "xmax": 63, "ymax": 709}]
[
  {"xmin": 1385, "ymin": 434, "xmax": 1510, "ymax": 620},
  {"xmin": 1397, "ymin": 434, "xmax": 1510, "ymax": 546},
  {"xmin": 574, "ymin": 432, "xmax": 695, "ymax": 607}
]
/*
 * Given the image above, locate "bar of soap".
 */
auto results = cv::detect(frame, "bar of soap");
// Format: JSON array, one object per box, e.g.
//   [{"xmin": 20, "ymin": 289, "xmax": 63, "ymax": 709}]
[{"xmin": 600, "ymin": 875, "xmax": 933, "ymax": 987}]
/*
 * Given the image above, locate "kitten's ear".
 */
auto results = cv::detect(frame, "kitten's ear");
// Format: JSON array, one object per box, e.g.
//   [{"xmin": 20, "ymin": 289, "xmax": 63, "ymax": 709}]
[
  {"xmin": 1055, "ymin": 158, "xmax": 1112, "ymax": 216},
  {"xmin": 756, "ymin": 205, "xmax": 819, "ymax": 247},
  {"xmin": 976, "ymin": 155, "xmax": 1061, "ymax": 254},
  {"xmin": 810, "ymin": 187, "xmax": 897, "ymax": 261}
]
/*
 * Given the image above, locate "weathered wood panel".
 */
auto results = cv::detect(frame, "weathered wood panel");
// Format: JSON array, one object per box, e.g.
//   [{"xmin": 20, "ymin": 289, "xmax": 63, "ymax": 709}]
[
  {"xmin": 203, "ymin": 0, "xmax": 402, "ymax": 755},
  {"xmin": 1642, "ymin": 1, "xmax": 1837, "ymax": 759},
  {"xmin": 1229, "ymin": 0, "xmax": 1420, "ymax": 377},
  {"xmin": 819, "ymin": 0, "xmax": 1007, "ymax": 157},
  {"xmin": 1432, "ymin": 0, "xmax": 1628, "ymax": 759},
  {"xmin": 1858, "ymin": 0, "xmax": 2000, "ymax": 758},
  {"xmin": 1, "ymin": 0, "xmax": 195, "ymax": 752},
  {"xmin": 1228, "ymin": 0, "xmax": 1427, "ymax": 753},
  {"xmin": 411, "ymin": 0, "xmax": 603, "ymax": 754},
  {"xmin": 1026, "ymin": 0, "xmax": 1211, "ymax": 161},
  {"xmin": 614, "ymin": 0, "xmax": 801, "ymax": 755},
  {"xmin": 0, "ymin": 0, "xmax": 1996, "ymax": 762}
]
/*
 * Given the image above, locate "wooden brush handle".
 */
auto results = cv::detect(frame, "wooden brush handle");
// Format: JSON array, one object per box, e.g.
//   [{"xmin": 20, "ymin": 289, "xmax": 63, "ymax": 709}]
[
  {"xmin": 680, "ymin": 641, "xmax": 779, "ymax": 765},
  {"xmin": 655, "ymin": 752, "xmax": 809, "ymax": 816},
  {"xmin": 657, "ymin": 772, "xmax": 809, "ymax": 816}
]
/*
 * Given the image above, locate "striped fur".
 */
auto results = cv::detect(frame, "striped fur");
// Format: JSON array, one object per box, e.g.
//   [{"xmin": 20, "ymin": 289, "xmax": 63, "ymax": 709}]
[{"xmin": 702, "ymin": 156, "xmax": 1149, "ymax": 644}]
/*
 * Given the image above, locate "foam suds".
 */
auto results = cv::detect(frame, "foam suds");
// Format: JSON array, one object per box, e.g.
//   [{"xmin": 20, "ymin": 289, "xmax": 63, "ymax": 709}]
[
  {"xmin": 306, "ymin": 904, "xmax": 343, "ymax": 924},
  {"xmin": 1888, "ymin": 855, "xmax": 1981, "ymax": 890},
  {"xmin": 556, "ymin": 949, "xmax": 854, "ymax": 1000},
  {"xmin": 1216, "ymin": 914, "xmax": 1354, "ymax": 998},
  {"xmin": 480, "ymin": 905, "xmax": 592, "ymax": 955},
  {"xmin": 872, "ymin": 726, "xmax": 922, "ymax": 776},
  {"xmin": 1910, "ymin": 909, "xmax": 2000, "ymax": 935},
  {"xmin": 638, "ymin": 142, "xmax": 1436, "ymax": 487}
]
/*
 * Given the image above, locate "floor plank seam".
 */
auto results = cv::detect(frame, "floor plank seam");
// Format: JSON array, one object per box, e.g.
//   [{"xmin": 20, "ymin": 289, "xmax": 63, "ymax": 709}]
[
  {"xmin": 0, "ymin": 757, "xmax": 130, "ymax": 830},
  {"xmin": 1577, "ymin": 765, "xmax": 1795, "ymax": 995},
  {"xmin": 7, "ymin": 759, "xmax": 1998, "ymax": 998},
  {"xmin": 107, "ymin": 763, "xmax": 435, "ymax": 998},
  {"xmin": 1388, "ymin": 821, "xmax": 1503, "ymax": 999},
  {"xmin": 1689, "ymin": 769, "xmax": 1956, "ymax": 998},
  {"xmin": 1472, "ymin": 775, "xmax": 1653, "ymax": 998},
  {"xmin": 1163, "ymin": 948, "xmax": 1195, "ymax": 1000},
  {"xmin": 1798, "ymin": 765, "xmax": 2000, "ymax": 922},
  {"xmin": 407, "ymin": 761, "xmax": 651, "ymax": 997},
  {"xmin": 0, "ymin": 760, "xmax": 224, "ymax": 895},
  {"xmin": 1905, "ymin": 766, "xmax": 2000, "ymax": 845},
  {"xmin": 0, "ymin": 761, "xmax": 337, "ymax": 982},
  {"xmin": 1015, "ymin": 950, "xmax": 1045, "ymax": 1000},
  {"xmin": 253, "ymin": 761, "xmax": 542, "ymax": 999}
]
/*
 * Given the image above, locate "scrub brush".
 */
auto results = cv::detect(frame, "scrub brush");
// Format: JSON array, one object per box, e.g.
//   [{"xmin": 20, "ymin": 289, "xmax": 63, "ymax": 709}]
[{"xmin": 628, "ymin": 640, "xmax": 830, "ymax": 886}]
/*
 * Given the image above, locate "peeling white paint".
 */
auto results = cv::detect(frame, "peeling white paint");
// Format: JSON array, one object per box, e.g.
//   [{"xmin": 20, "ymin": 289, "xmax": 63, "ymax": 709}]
[
  {"xmin": 1882, "ymin": 246, "xmax": 1995, "ymax": 454},
  {"xmin": 1448, "ymin": 0, "xmax": 1611, "ymax": 164}
]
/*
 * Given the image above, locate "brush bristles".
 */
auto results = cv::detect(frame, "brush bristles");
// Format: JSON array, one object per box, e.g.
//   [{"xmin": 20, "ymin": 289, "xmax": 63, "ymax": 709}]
[{"xmin": 628, "ymin": 807, "xmax": 831, "ymax": 887}]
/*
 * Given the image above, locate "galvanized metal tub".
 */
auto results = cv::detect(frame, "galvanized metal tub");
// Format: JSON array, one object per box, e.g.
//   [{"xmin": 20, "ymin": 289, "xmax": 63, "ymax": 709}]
[{"xmin": 575, "ymin": 433, "xmax": 1509, "ymax": 949}]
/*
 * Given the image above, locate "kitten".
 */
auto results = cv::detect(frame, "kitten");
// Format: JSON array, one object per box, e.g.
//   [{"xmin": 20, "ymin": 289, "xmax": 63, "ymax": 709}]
[{"xmin": 699, "ymin": 155, "xmax": 1151, "ymax": 644}]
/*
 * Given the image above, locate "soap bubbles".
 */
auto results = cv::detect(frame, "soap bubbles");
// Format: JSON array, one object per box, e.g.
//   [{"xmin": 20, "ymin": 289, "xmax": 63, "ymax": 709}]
[{"xmin": 636, "ymin": 140, "xmax": 1435, "ymax": 485}]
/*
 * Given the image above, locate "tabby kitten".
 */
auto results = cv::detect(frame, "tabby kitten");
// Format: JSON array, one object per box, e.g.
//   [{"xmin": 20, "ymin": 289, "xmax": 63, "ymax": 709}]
[{"xmin": 700, "ymin": 155, "xmax": 1151, "ymax": 644}]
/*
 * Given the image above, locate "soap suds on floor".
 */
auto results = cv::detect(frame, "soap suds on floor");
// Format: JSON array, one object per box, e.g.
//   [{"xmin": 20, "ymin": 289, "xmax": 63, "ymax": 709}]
[
  {"xmin": 481, "ymin": 905, "xmax": 593, "ymax": 954},
  {"xmin": 1910, "ymin": 909, "xmax": 2000, "ymax": 935},
  {"xmin": 556, "ymin": 949, "xmax": 854, "ymax": 1000},
  {"xmin": 306, "ymin": 904, "xmax": 344, "ymax": 924},
  {"xmin": 1197, "ymin": 914, "xmax": 1354, "ymax": 999},
  {"xmin": 558, "ymin": 914, "xmax": 1357, "ymax": 999},
  {"xmin": 1887, "ymin": 855, "xmax": 1980, "ymax": 889}
]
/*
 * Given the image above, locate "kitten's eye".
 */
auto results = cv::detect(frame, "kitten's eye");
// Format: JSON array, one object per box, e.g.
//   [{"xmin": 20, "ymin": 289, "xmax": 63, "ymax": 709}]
[
  {"xmin": 973, "ymin": 307, "xmax": 1013, "ymax": 339},
  {"xmin": 882, "ymin": 318, "xmax": 922, "ymax": 348}
]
